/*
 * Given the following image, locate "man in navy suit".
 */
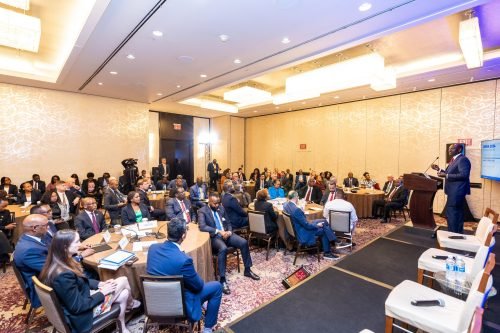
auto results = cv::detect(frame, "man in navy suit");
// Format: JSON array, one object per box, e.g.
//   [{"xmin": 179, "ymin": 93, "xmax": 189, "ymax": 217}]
[
  {"xmin": 207, "ymin": 159, "xmax": 220, "ymax": 190},
  {"xmin": 147, "ymin": 218, "xmax": 222, "ymax": 333},
  {"xmin": 298, "ymin": 178, "xmax": 322, "ymax": 204},
  {"xmin": 295, "ymin": 169, "xmax": 307, "ymax": 190},
  {"xmin": 27, "ymin": 174, "xmax": 46, "ymax": 194},
  {"xmin": 155, "ymin": 175, "xmax": 170, "ymax": 191},
  {"xmin": 283, "ymin": 191, "xmax": 339, "ymax": 260},
  {"xmin": 190, "ymin": 177, "xmax": 208, "ymax": 208},
  {"xmin": 221, "ymin": 182, "xmax": 248, "ymax": 229},
  {"xmin": 137, "ymin": 179, "xmax": 166, "ymax": 221},
  {"xmin": 29, "ymin": 204, "xmax": 58, "ymax": 244},
  {"xmin": 198, "ymin": 192, "xmax": 260, "ymax": 295},
  {"xmin": 167, "ymin": 175, "xmax": 188, "ymax": 190},
  {"xmin": 432, "ymin": 143, "xmax": 471, "ymax": 233},
  {"xmin": 74, "ymin": 198, "xmax": 107, "ymax": 240},
  {"xmin": 166, "ymin": 187, "xmax": 196, "ymax": 222}
]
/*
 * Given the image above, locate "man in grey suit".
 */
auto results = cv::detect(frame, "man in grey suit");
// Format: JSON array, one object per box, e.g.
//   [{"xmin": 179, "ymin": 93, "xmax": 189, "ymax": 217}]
[
  {"xmin": 74, "ymin": 197, "xmax": 107, "ymax": 240},
  {"xmin": 103, "ymin": 178, "xmax": 127, "ymax": 225}
]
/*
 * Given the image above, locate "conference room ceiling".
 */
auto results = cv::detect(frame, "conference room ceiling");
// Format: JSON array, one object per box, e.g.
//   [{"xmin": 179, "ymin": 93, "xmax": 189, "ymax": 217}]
[{"xmin": 0, "ymin": 0, "xmax": 499, "ymax": 118}]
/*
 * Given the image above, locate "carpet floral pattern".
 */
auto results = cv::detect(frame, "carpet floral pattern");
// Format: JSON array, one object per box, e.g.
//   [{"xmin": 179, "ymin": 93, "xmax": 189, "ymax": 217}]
[{"xmin": 0, "ymin": 214, "xmax": 471, "ymax": 333}]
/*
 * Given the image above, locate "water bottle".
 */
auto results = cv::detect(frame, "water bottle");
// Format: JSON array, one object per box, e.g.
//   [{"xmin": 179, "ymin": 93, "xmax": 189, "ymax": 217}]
[
  {"xmin": 455, "ymin": 257, "xmax": 466, "ymax": 295},
  {"xmin": 445, "ymin": 256, "xmax": 455, "ymax": 288}
]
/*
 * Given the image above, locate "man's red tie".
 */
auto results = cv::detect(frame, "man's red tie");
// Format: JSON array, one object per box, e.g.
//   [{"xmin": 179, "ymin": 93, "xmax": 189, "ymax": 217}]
[
  {"xmin": 329, "ymin": 192, "xmax": 334, "ymax": 201},
  {"xmin": 181, "ymin": 201, "xmax": 191, "ymax": 222},
  {"xmin": 91, "ymin": 212, "xmax": 100, "ymax": 234},
  {"xmin": 305, "ymin": 187, "xmax": 312, "ymax": 202}
]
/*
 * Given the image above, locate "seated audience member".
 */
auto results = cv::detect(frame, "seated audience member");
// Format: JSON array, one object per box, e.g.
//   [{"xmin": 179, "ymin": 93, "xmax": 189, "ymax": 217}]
[
  {"xmin": 168, "ymin": 178, "xmax": 185, "ymax": 198},
  {"xmin": 121, "ymin": 191, "xmax": 151, "ymax": 225},
  {"xmin": 81, "ymin": 172, "xmax": 98, "ymax": 194},
  {"xmin": 74, "ymin": 198, "xmax": 107, "ymax": 240},
  {"xmin": 263, "ymin": 172, "xmax": 272, "ymax": 188},
  {"xmin": 343, "ymin": 172, "xmax": 359, "ymax": 188},
  {"xmin": 18, "ymin": 182, "xmax": 42, "ymax": 205},
  {"xmin": 137, "ymin": 179, "xmax": 166, "ymax": 221},
  {"xmin": 83, "ymin": 179, "xmax": 102, "ymax": 209},
  {"xmin": 234, "ymin": 184, "xmax": 251, "ymax": 208},
  {"xmin": 28, "ymin": 174, "xmax": 46, "ymax": 194},
  {"xmin": 253, "ymin": 189, "xmax": 278, "ymax": 234},
  {"xmin": 382, "ymin": 175, "xmax": 395, "ymax": 195},
  {"xmin": 283, "ymin": 191, "xmax": 338, "ymax": 260},
  {"xmin": 323, "ymin": 189, "xmax": 358, "ymax": 236},
  {"xmin": 166, "ymin": 187, "xmax": 196, "ymax": 222},
  {"xmin": 155, "ymin": 175, "xmax": 169, "ymax": 191},
  {"xmin": 137, "ymin": 169, "xmax": 147, "ymax": 181},
  {"xmin": 231, "ymin": 172, "xmax": 242, "ymax": 185},
  {"xmin": 298, "ymin": 178, "xmax": 322, "ymax": 204},
  {"xmin": 0, "ymin": 190, "xmax": 6, "ymax": 200},
  {"xmin": 255, "ymin": 173, "xmax": 267, "ymax": 191},
  {"xmin": 315, "ymin": 175, "xmax": 326, "ymax": 192},
  {"xmin": 29, "ymin": 204, "xmax": 58, "ymax": 244},
  {"xmin": 320, "ymin": 179, "xmax": 337, "ymax": 205},
  {"xmin": 13, "ymin": 214, "xmax": 95, "ymax": 309},
  {"xmin": 281, "ymin": 169, "xmax": 293, "ymax": 194},
  {"xmin": 103, "ymin": 178, "xmax": 127, "ymax": 225},
  {"xmin": 249, "ymin": 168, "xmax": 260, "ymax": 182},
  {"xmin": 1, "ymin": 176, "xmax": 18, "ymax": 203},
  {"xmin": 372, "ymin": 176, "xmax": 409, "ymax": 223},
  {"xmin": 0, "ymin": 198, "xmax": 16, "ymax": 239},
  {"xmin": 268, "ymin": 179, "xmax": 285, "ymax": 199},
  {"xmin": 360, "ymin": 171, "xmax": 376, "ymax": 188},
  {"xmin": 57, "ymin": 180, "xmax": 79, "ymax": 216},
  {"xmin": 323, "ymin": 171, "xmax": 333, "ymax": 183},
  {"xmin": 198, "ymin": 192, "xmax": 260, "ymax": 295},
  {"xmin": 219, "ymin": 169, "xmax": 231, "ymax": 188},
  {"xmin": 147, "ymin": 218, "xmax": 222, "ymax": 333},
  {"xmin": 295, "ymin": 169, "xmax": 307, "ymax": 190},
  {"xmin": 40, "ymin": 229, "xmax": 139, "ymax": 333},
  {"xmin": 97, "ymin": 172, "xmax": 111, "ymax": 190},
  {"xmin": 41, "ymin": 190, "xmax": 71, "ymax": 230},
  {"xmin": 64, "ymin": 178, "xmax": 83, "ymax": 210},
  {"xmin": 190, "ymin": 176, "xmax": 208, "ymax": 208},
  {"xmin": 168, "ymin": 175, "xmax": 188, "ymax": 190},
  {"xmin": 221, "ymin": 182, "xmax": 248, "ymax": 229},
  {"xmin": 237, "ymin": 168, "xmax": 246, "ymax": 182},
  {"xmin": 70, "ymin": 173, "xmax": 81, "ymax": 186},
  {"xmin": 158, "ymin": 157, "xmax": 170, "ymax": 180},
  {"xmin": 46, "ymin": 175, "xmax": 61, "ymax": 193}
]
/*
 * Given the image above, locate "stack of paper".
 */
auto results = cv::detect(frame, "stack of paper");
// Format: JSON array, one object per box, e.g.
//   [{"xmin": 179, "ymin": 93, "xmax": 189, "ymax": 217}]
[{"xmin": 98, "ymin": 250, "xmax": 135, "ymax": 271}]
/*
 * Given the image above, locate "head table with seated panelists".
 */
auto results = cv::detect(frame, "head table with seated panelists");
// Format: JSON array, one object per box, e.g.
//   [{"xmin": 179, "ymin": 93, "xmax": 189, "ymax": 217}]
[{"xmin": 1, "ymin": 166, "xmax": 410, "ymax": 333}]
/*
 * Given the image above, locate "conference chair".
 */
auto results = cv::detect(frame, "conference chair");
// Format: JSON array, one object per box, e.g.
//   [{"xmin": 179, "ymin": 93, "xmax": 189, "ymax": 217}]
[
  {"xmin": 0, "ymin": 230, "xmax": 12, "ymax": 273},
  {"xmin": 389, "ymin": 204, "xmax": 408, "ymax": 222},
  {"xmin": 282, "ymin": 211, "xmax": 320, "ymax": 265},
  {"xmin": 328, "ymin": 210, "xmax": 353, "ymax": 252},
  {"xmin": 247, "ymin": 210, "xmax": 278, "ymax": 260},
  {"xmin": 437, "ymin": 207, "xmax": 498, "ymax": 253},
  {"xmin": 385, "ymin": 254, "xmax": 495, "ymax": 333},
  {"xmin": 417, "ymin": 227, "xmax": 496, "ymax": 286},
  {"xmin": 212, "ymin": 246, "xmax": 240, "ymax": 280},
  {"xmin": 12, "ymin": 262, "xmax": 37, "ymax": 325},
  {"xmin": 32, "ymin": 276, "xmax": 122, "ymax": 333},
  {"xmin": 139, "ymin": 275, "xmax": 198, "ymax": 333}
]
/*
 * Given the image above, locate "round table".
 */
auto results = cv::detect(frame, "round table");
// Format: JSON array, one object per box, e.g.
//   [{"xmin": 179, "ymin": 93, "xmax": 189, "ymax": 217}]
[
  {"xmin": 82, "ymin": 222, "xmax": 214, "ymax": 299},
  {"xmin": 344, "ymin": 188, "xmax": 385, "ymax": 218},
  {"xmin": 7, "ymin": 204, "xmax": 32, "ymax": 244}
]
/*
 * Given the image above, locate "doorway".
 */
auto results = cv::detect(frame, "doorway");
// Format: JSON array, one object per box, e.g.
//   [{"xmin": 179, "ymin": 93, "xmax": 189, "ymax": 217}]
[{"xmin": 160, "ymin": 139, "xmax": 193, "ymax": 186}]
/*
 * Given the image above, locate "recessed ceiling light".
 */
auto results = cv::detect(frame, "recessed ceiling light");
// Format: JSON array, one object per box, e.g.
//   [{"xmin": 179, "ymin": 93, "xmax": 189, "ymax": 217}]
[
  {"xmin": 200, "ymin": 74, "xmax": 207, "ymax": 78},
  {"xmin": 253, "ymin": 110, "xmax": 258, "ymax": 113},
  {"xmin": 428, "ymin": 78, "xmax": 435, "ymax": 82},
  {"xmin": 358, "ymin": 2, "xmax": 372, "ymax": 11},
  {"xmin": 288, "ymin": 108, "xmax": 292, "ymax": 111},
  {"xmin": 318, "ymin": 103, "xmax": 323, "ymax": 106},
  {"xmin": 152, "ymin": 30, "xmax": 163, "ymax": 37},
  {"xmin": 234, "ymin": 58, "xmax": 241, "ymax": 64},
  {"xmin": 109, "ymin": 71, "xmax": 118, "ymax": 75},
  {"xmin": 177, "ymin": 55, "xmax": 194, "ymax": 63},
  {"xmin": 98, "ymin": 82, "xmax": 103, "ymax": 85},
  {"xmin": 334, "ymin": 96, "xmax": 340, "ymax": 99},
  {"xmin": 157, "ymin": 93, "xmax": 163, "ymax": 96},
  {"xmin": 126, "ymin": 54, "xmax": 135, "ymax": 60},
  {"xmin": 281, "ymin": 37, "xmax": 290, "ymax": 44},
  {"xmin": 301, "ymin": 101, "xmax": 306, "ymax": 105},
  {"xmin": 413, "ymin": 87, "xmax": 417, "ymax": 91},
  {"xmin": 176, "ymin": 85, "xmax": 181, "ymax": 88},
  {"xmin": 219, "ymin": 34, "xmax": 229, "ymax": 42},
  {"xmin": 275, "ymin": 106, "xmax": 280, "ymax": 109}
]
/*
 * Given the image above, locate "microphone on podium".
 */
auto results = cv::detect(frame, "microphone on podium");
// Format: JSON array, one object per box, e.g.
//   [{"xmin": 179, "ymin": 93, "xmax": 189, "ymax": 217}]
[{"xmin": 424, "ymin": 156, "xmax": 439, "ymax": 174}]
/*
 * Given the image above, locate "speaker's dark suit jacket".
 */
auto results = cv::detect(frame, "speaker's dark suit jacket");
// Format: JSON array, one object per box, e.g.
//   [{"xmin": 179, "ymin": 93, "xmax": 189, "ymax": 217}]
[
  {"xmin": 121, "ymin": 203, "xmax": 151, "ymax": 225},
  {"xmin": 13, "ymin": 234, "xmax": 48, "ymax": 308},
  {"xmin": 28, "ymin": 180, "xmax": 46, "ymax": 194},
  {"xmin": 444, "ymin": 155, "xmax": 471, "ymax": 205},
  {"xmin": 18, "ymin": 189, "xmax": 42, "ymax": 205},
  {"xmin": 298, "ymin": 185, "xmax": 322, "ymax": 204},
  {"xmin": 74, "ymin": 210, "xmax": 107, "ymax": 240},
  {"xmin": 221, "ymin": 193, "xmax": 248, "ymax": 228}
]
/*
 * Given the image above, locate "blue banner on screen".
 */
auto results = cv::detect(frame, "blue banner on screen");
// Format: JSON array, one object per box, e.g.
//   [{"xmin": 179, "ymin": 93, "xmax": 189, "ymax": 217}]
[{"xmin": 481, "ymin": 139, "xmax": 500, "ymax": 181}]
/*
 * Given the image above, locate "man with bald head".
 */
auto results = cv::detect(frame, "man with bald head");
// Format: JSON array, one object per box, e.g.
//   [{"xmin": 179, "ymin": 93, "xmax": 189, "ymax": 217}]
[
  {"xmin": 432, "ymin": 143, "xmax": 471, "ymax": 233},
  {"xmin": 190, "ymin": 176, "xmax": 208, "ymax": 208},
  {"xmin": 74, "ymin": 197, "xmax": 107, "ymax": 240},
  {"xmin": 103, "ymin": 177, "xmax": 127, "ymax": 225}
]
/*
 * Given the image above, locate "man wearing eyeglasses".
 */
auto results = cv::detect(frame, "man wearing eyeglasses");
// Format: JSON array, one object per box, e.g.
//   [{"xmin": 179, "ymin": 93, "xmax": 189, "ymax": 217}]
[{"xmin": 74, "ymin": 198, "xmax": 107, "ymax": 240}]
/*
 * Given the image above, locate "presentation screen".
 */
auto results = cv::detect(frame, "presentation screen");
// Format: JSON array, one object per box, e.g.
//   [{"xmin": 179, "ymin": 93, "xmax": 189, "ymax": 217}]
[{"xmin": 481, "ymin": 139, "xmax": 500, "ymax": 181}]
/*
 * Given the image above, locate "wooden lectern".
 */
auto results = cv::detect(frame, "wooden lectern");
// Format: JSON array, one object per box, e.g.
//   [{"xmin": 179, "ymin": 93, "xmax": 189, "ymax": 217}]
[{"xmin": 403, "ymin": 173, "xmax": 443, "ymax": 229}]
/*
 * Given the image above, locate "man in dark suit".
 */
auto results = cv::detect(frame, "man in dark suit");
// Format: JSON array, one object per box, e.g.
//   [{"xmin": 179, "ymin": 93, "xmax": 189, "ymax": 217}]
[
  {"xmin": 29, "ymin": 204, "xmax": 58, "ymax": 244},
  {"xmin": 375, "ymin": 176, "xmax": 409, "ymax": 223},
  {"xmin": 81, "ymin": 172, "xmax": 99, "ymax": 194},
  {"xmin": 147, "ymin": 218, "xmax": 222, "ymax": 333},
  {"xmin": 168, "ymin": 175, "xmax": 188, "ymax": 190},
  {"xmin": 0, "ymin": 198, "xmax": 16, "ymax": 240},
  {"xmin": 158, "ymin": 157, "xmax": 171, "ymax": 180},
  {"xmin": 432, "ymin": 143, "xmax": 471, "ymax": 233},
  {"xmin": 382, "ymin": 175, "xmax": 395, "ymax": 195},
  {"xmin": 74, "ymin": 198, "xmax": 107, "ymax": 240},
  {"xmin": 298, "ymin": 178, "xmax": 322, "ymax": 204},
  {"xmin": 207, "ymin": 159, "xmax": 220, "ymax": 190},
  {"xmin": 27, "ymin": 174, "xmax": 46, "ymax": 194},
  {"xmin": 155, "ymin": 175, "xmax": 170, "ymax": 191},
  {"xmin": 198, "ymin": 192, "xmax": 259, "ymax": 295},
  {"xmin": 221, "ymin": 182, "xmax": 248, "ymax": 229},
  {"xmin": 1, "ymin": 177, "xmax": 18, "ymax": 204},
  {"xmin": 320, "ymin": 179, "xmax": 337, "ymax": 206},
  {"xmin": 190, "ymin": 177, "xmax": 208, "ymax": 208},
  {"xmin": 343, "ymin": 172, "xmax": 359, "ymax": 188},
  {"xmin": 97, "ymin": 172, "xmax": 111, "ymax": 189},
  {"xmin": 294, "ymin": 169, "xmax": 307, "ymax": 190},
  {"xmin": 283, "ymin": 191, "xmax": 338, "ymax": 260},
  {"xmin": 55, "ymin": 181, "xmax": 79, "ymax": 218},
  {"xmin": 103, "ymin": 178, "xmax": 127, "ymax": 225},
  {"xmin": 166, "ymin": 187, "xmax": 196, "ymax": 222},
  {"xmin": 281, "ymin": 169, "xmax": 294, "ymax": 194},
  {"xmin": 137, "ymin": 179, "xmax": 166, "ymax": 221},
  {"xmin": 18, "ymin": 182, "xmax": 42, "ymax": 205}
]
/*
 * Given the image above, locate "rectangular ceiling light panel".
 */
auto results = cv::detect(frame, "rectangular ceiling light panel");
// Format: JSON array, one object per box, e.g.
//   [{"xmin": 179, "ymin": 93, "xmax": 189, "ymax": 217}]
[
  {"xmin": 0, "ymin": 0, "xmax": 29, "ymax": 10},
  {"xmin": 0, "ymin": 7, "xmax": 40, "ymax": 52},
  {"xmin": 459, "ymin": 17, "xmax": 483, "ymax": 69},
  {"xmin": 223, "ymin": 86, "xmax": 272, "ymax": 106}
]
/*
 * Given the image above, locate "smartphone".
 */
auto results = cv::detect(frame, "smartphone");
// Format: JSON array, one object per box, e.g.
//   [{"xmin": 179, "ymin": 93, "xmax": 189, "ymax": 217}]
[
  {"xmin": 448, "ymin": 235, "xmax": 466, "ymax": 240},
  {"xmin": 432, "ymin": 255, "xmax": 448, "ymax": 260}
]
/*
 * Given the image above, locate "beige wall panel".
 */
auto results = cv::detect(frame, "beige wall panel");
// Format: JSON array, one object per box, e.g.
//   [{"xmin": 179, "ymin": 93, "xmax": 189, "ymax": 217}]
[
  {"xmin": 211, "ymin": 116, "xmax": 230, "ymax": 170},
  {"xmin": 313, "ymin": 105, "xmax": 339, "ymax": 175},
  {"xmin": 337, "ymin": 100, "xmax": 367, "ymax": 180},
  {"xmin": 365, "ymin": 95, "xmax": 400, "ymax": 183},
  {"xmin": 245, "ymin": 114, "xmax": 276, "ymax": 172},
  {"xmin": 230, "ymin": 116, "xmax": 245, "ymax": 171},
  {"xmin": 399, "ymin": 90, "xmax": 442, "ymax": 212},
  {"xmin": 271, "ymin": 113, "xmax": 293, "ymax": 172},
  {"xmin": 0, "ymin": 83, "xmax": 148, "ymax": 185},
  {"xmin": 193, "ymin": 117, "xmax": 210, "ymax": 181},
  {"xmin": 440, "ymin": 81, "xmax": 497, "ymax": 218}
]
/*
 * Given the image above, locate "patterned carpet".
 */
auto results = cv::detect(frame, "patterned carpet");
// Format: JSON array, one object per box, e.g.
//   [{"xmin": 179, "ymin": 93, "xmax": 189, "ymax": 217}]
[{"xmin": 0, "ymin": 215, "xmax": 469, "ymax": 333}]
